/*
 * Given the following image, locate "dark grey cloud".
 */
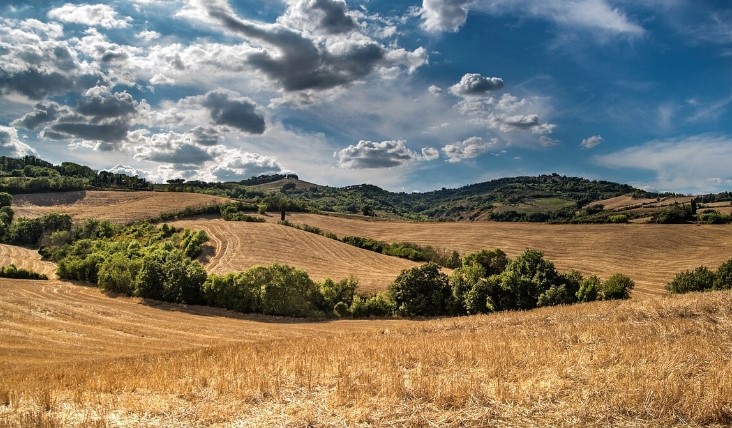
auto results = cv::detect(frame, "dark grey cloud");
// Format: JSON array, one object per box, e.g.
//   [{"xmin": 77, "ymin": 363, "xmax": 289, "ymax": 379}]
[
  {"xmin": 148, "ymin": 143, "xmax": 214, "ymax": 165},
  {"xmin": 0, "ymin": 68, "xmax": 76, "ymax": 100},
  {"xmin": 202, "ymin": 1, "xmax": 386, "ymax": 91},
  {"xmin": 190, "ymin": 126, "xmax": 221, "ymax": 146},
  {"xmin": 76, "ymin": 91, "xmax": 137, "ymax": 119},
  {"xmin": 202, "ymin": 90, "xmax": 266, "ymax": 134},
  {"xmin": 12, "ymin": 102, "xmax": 70, "ymax": 130},
  {"xmin": 0, "ymin": 19, "xmax": 101, "ymax": 99},
  {"xmin": 449, "ymin": 73, "xmax": 504, "ymax": 96},
  {"xmin": 312, "ymin": 0, "xmax": 357, "ymax": 34},
  {"xmin": 337, "ymin": 139, "xmax": 421, "ymax": 169},
  {"xmin": 43, "ymin": 119, "xmax": 130, "ymax": 143},
  {"xmin": 16, "ymin": 90, "xmax": 141, "ymax": 144},
  {"xmin": 129, "ymin": 130, "xmax": 217, "ymax": 166}
]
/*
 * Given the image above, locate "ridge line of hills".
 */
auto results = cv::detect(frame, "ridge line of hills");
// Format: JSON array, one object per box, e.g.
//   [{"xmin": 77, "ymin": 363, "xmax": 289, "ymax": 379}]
[{"xmin": 4, "ymin": 155, "xmax": 731, "ymax": 223}]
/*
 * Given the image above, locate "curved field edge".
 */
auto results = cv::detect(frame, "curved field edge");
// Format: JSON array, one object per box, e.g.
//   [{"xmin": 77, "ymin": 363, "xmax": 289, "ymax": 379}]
[
  {"xmin": 172, "ymin": 218, "xmax": 419, "ymax": 294},
  {"xmin": 282, "ymin": 213, "xmax": 732, "ymax": 296},
  {"xmin": 0, "ymin": 244, "xmax": 56, "ymax": 278},
  {"xmin": 1, "ymin": 279, "xmax": 730, "ymax": 427}
]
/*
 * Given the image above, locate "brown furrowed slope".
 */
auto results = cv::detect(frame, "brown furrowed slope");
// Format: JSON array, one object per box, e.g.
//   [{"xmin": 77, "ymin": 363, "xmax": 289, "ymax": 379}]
[
  {"xmin": 1, "ymin": 279, "xmax": 730, "ymax": 427},
  {"xmin": 0, "ymin": 244, "xmax": 56, "ymax": 278},
  {"xmin": 0, "ymin": 279, "xmax": 409, "ymax": 374},
  {"xmin": 12, "ymin": 190, "xmax": 230, "ymax": 223},
  {"xmin": 172, "ymin": 218, "xmax": 419, "ymax": 293},
  {"xmin": 283, "ymin": 213, "xmax": 732, "ymax": 296}
]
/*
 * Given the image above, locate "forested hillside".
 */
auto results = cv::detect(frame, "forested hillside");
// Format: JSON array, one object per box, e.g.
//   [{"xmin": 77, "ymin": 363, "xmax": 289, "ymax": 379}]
[{"xmin": 0, "ymin": 156, "xmax": 698, "ymax": 222}]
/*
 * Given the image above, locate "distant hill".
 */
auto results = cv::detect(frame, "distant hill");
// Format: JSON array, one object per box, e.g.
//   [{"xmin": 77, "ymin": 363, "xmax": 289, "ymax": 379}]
[{"xmin": 1, "ymin": 155, "xmax": 709, "ymax": 223}]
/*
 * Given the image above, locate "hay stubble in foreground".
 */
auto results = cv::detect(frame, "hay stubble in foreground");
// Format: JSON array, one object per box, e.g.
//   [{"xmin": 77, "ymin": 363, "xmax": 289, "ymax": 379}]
[{"xmin": 1, "ymin": 279, "xmax": 731, "ymax": 427}]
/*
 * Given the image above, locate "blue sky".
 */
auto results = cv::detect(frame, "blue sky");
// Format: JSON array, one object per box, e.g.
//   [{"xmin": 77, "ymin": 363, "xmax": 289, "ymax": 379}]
[{"xmin": 1, "ymin": 0, "xmax": 731, "ymax": 193}]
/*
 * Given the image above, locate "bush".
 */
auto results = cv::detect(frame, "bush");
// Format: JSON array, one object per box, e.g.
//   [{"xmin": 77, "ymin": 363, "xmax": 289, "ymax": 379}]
[
  {"xmin": 497, "ymin": 249, "xmax": 560, "ymax": 310},
  {"xmin": 576, "ymin": 275, "xmax": 600, "ymax": 302},
  {"xmin": 600, "ymin": 273, "xmax": 635, "ymax": 300},
  {"xmin": 714, "ymin": 259, "xmax": 732, "ymax": 290},
  {"xmin": 320, "ymin": 277, "xmax": 358, "ymax": 310},
  {"xmin": 462, "ymin": 249, "xmax": 508, "ymax": 277},
  {"xmin": 202, "ymin": 272, "xmax": 261, "ymax": 313},
  {"xmin": 97, "ymin": 253, "xmax": 141, "ymax": 295},
  {"xmin": 134, "ymin": 245, "xmax": 207, "ymax": 304},
  {"xmin": 350, "ymin": 292, "xmax": 395, "ymax": 318},
  {"xmin": 390, "ymin": 263, "xmax": 452, "ymax": 317},
  {"xmin": 180, "ymin": 229, "xmax": 208, "ymax": 258},
  {"xmin": 0, "ymin": 264, "xmax": 47, "ymax": 280},
  {"xmin": 608, "ymin": 214, "xmax": 628, "ymax": 223},
  {"xmin": 666, "ymin": 266, "xmax": 715, "ymax": 293}
]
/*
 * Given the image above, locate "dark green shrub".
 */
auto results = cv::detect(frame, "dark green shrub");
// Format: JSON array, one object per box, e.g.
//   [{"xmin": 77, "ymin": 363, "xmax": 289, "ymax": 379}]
[
  {"xmin": 576, "ymin": 275, "xmax": 600, "ymax": 302},
  {"xmin": 666, "ymin": 266, "xmax": 715, "ymax": 293},
  {"xmin": 320, "ymin": 277, "xmax": 358, "ymax": 310},
  {"xmin": 134, "ymin": 245, "xmax": 206, "ymax": 304},
  {"xmin": 462, "ymin": 249, "xmax": 508, "ymax": 276},
  {"xmin": 350, "ymin": 292, "xmax": 394, "ymax": 318},
  {"xmin": 600, "ymin": 273, "xmax": 635, "ymax": 300},
  {"xmin": 0, "ymin": 264, "xmax": 47, "ymax": 280},
  {"xmin": 497, "ymin": 249, "xmax": 560, "ymax": 310},
  {"xmin": 97, "ymin": 253, "xmax": 141, "ymax": 295},
  {"xmin": 714, "ymin": 259, "xmax": 732, "ymax": 290},
  {"xmin": 390, "ymin": 263, "xmax": 452, "ymax": 317},
  {"xmin": 202, "ymin": 272, "xmax": 261, "ymax": 313}
]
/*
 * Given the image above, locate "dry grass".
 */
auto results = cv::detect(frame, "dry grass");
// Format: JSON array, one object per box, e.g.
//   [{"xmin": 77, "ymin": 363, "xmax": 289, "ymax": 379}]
[
  {"xmin": 11, "ymin": 191, "xmax": 230, "ymax": 223},
  {"xmin": 1, "ymin": 278, "xmax": 731, "ymax": 427},
  {"xmin": 172, "ymin": 218, "xmax": 419, "ymax": 294},
  {"xmin": 281, "ymin": 213, "xmax": 732, "ymax": 296},
  {"xmin": 0, "ymin": 245, "xmax": 56, "ymax": 278}
]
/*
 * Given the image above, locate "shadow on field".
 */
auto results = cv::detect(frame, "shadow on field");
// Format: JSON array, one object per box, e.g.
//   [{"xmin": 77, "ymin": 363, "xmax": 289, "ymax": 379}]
[
  {"xmin": 135, "ymin": 296, "xmax": 334, "ymax": 324},
  {"xmin": 13, "ymin": 191, "xmax": 87, "ymax": 207}
]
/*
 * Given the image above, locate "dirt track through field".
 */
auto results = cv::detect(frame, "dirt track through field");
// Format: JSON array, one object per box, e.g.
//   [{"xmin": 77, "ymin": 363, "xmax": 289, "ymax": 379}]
[
  {"xmin": 283, "ymin": 213, "xmax": 732, "ymax": 296},
  {"xmin": 172, "ymin": 219, "xmax": 418, "ymax": 293}
]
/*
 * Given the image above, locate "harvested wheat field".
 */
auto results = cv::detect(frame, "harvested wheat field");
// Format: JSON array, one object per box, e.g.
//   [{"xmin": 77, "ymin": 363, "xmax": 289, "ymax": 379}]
[
  {"xmin": 0, "ymin": 245, "xmax": 56, "ymax": 278},
  {"xmin": 1, "ymin": 277, "xmax": 731, "ymax": 427},
  {"xmin": 11, "ymin": 191, "xmax": 230, "ymax": 223},
  {"xmin": 172, "ymin": 218, "xmax": 419, "ymax": 294},
  {"xmin": 281, "ymin": 213, "xmax": 732, "ymax": 296}
]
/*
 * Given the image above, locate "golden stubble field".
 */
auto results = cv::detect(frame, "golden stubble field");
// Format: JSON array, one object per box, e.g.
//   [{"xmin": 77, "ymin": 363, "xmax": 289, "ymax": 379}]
[
  {"xmin": 3, "ymin": 190, "xmax": 732, "ymax": 426},
  {"xmin": 0, "ymin": 279, "xmax": 730, "ymax": 427},
  {"xmin": 282, "ymin": 213, "xmax": 732, "ymax": 296},
  {"xmin": 11, "ymin": 191, "xmax": 230, "ymax": 223},
  {"xmin": 12, "ymin": 190, "xmax": 732, "ymax": 294}
]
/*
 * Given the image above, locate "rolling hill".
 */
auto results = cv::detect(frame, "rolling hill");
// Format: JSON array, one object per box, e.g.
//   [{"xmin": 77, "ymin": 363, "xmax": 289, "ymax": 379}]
[{"xmin": 1, "ymin": 278, "xmax": 730, "ymax": 426}]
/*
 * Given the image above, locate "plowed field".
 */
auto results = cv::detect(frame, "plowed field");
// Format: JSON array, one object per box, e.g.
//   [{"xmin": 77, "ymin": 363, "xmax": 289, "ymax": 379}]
[
  {"xmin": 172, "ymin": 219, "xmax": 419, "ymax": 293},
  {"xmin": 281, "ymin": 213, "xmax": 732, "ymax": 296},
  {"xmin": 0, "ymin": 244, "xmax": 56, "ymax": 278},
  {"xmin": 12, "ymin": 191, "xmax": 230, "ymax": 223}
]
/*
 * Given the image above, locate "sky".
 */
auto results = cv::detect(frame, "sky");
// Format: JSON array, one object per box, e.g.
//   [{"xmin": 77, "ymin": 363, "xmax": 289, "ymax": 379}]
[{"xmin": 1, "ymin": 0, "xmax": 731, "ymax": 194}]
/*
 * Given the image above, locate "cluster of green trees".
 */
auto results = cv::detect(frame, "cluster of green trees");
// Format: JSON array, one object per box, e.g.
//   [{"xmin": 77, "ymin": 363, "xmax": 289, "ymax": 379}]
[
  {"xmin": 41, "ymin": 221, "xmax": 209, "ymax": 304},
  {"xmin": 341, "ymin": 236, "xmax": 461, "ymax": 268},
  {"xmin": 390, "ymin": 249, "xmax": 635, "ymax": 317},
  {"xmin": 666, "ymin": 260, "xmax": 732, "ymax": 293},
  {"xmin": 204, "ymin": 266, "xmax": 358, "ymax": 318},
  {"xmin": 1, "ymin": 192, "xmax": 78, "ymax": 247},
  {"xmin": 0, "ymin": 156, "xmax": 150, "ymax": 193},
  {"xmin": 0, "ymin": 264, "xmax": 48, "ymax": 280}
]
